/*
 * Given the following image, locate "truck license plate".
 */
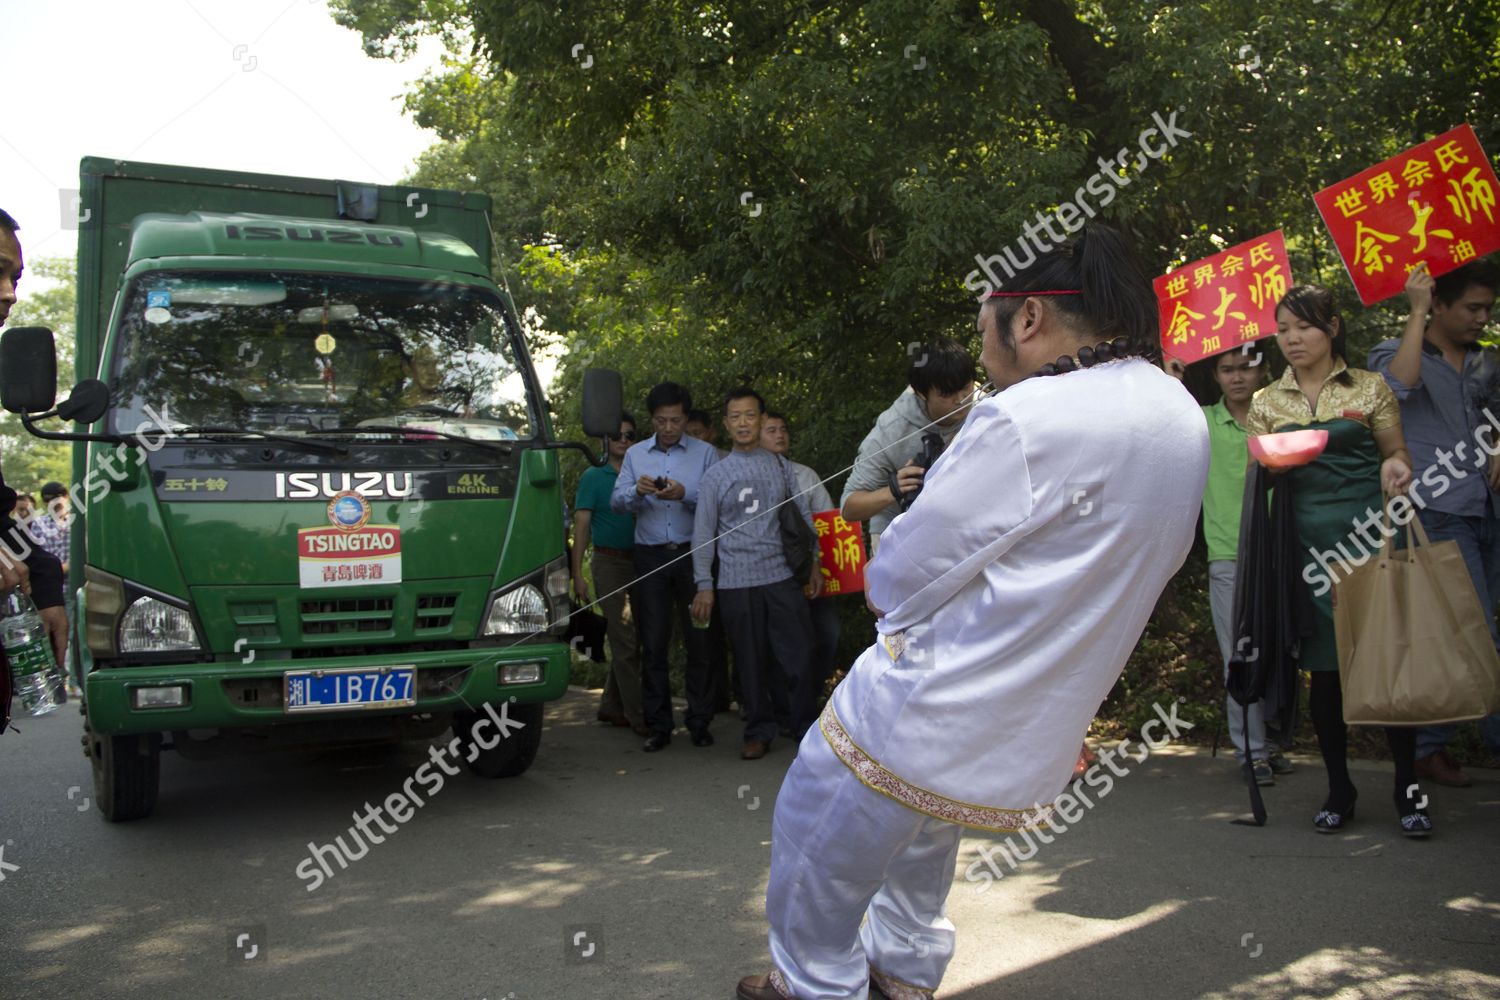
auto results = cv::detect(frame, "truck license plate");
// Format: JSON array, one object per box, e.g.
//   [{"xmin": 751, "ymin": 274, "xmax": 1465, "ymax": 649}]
[{"xmin": 284, "ymin": 666, "xmax": 416, "ymax": 713}]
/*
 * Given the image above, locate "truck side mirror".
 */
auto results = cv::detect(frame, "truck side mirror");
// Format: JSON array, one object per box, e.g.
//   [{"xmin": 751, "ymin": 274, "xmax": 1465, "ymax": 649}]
[
  {"xmin": 580, "ymin": 368, "xmax": 624, "ymax": 439},
  {"xmin": 0, "ymin": 326, "xmax": 58, "ymax": 414},
  {"xmin": 57, "ymin": 379, "xmax": 112, "ymax": 425}
]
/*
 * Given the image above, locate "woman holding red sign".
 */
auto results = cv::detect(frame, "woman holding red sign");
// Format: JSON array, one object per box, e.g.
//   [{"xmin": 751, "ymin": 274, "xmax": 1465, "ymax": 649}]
[{"xmin": 1245, "ymin": 284, "xmax": 1425, "ymax": 835}]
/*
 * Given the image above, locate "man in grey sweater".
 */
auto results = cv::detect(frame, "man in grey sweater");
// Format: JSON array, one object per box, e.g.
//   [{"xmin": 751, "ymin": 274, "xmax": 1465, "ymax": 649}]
[
  {"xmin": 839, "ymin": 336, "xmax": 978, "ymax": 554},
  {"xmin": 692, "ymin": 388, "xmax": 821, "ymax": 759}
]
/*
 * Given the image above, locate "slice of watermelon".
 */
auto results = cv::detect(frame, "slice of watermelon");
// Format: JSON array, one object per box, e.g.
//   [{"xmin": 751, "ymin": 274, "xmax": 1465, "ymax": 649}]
[{"xmin": 1248, "ymin": 429, "xmax": 1329, "ymax": 468}]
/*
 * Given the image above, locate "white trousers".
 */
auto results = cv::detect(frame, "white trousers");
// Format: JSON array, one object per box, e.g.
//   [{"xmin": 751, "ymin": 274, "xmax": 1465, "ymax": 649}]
[{"xmin": 767, "ymin": 726, "xmax": 963, "ymax": 1000}]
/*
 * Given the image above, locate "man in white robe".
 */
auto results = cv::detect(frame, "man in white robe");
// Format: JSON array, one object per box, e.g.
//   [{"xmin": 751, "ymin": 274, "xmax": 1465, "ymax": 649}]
[{"xmin": 738, "ymin": 230, "xmax": 1210, "ymax": 1000}]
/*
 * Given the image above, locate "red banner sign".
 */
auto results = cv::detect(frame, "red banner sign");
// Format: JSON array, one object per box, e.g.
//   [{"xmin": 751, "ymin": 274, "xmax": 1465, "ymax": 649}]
[
  {"xmin": 1315, "ymin": 123, "xmax": 1500, "ymax": 305},
  {"xmin": 813, "ymin": 510, "xmax": 865, "ymax": 595},
  {"xmin": 1155, "ymin": 230, "xmax": 1291, "ymax": 363}
]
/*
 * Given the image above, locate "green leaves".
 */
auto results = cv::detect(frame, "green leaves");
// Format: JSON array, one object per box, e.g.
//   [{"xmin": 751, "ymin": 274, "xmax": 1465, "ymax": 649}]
[
  {"xmin": 3, "ymin": 256, "xmax": 78, "ymax": 487},
  {"xmin": 341, "ymin": 0, "xmax": 1495, "ymax": 469}
]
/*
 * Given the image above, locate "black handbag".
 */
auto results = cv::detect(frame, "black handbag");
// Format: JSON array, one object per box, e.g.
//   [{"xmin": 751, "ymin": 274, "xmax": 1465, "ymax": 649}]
[
  {"xmin": 777, "ymin": 457, "xmax": 818, "ymax": 581},
  {"xmin": 563, "ymin": 601, "xmax": 608, "ymax": 662}
]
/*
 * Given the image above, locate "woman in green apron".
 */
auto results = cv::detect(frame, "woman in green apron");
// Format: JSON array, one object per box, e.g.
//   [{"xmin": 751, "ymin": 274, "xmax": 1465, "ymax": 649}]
[{"xmin": 1247, "ymin": 285, "xmax": 1429, "ymax": 836}]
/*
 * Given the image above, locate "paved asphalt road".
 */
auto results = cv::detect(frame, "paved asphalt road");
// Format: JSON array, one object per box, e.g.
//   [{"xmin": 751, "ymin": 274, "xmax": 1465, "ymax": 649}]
[{"xmin": 1, "ymin": 686, "xmax": 1497, "ymax": 999}]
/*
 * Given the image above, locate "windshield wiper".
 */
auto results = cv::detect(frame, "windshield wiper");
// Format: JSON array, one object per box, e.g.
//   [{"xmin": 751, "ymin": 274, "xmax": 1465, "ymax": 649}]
[
  {"xmin": 320, "ymin": 425, "xmax": 510, "ymax": 455},
  {"xmin": 167, "ymin": 426, "xmax": 349, "ymax": 455}
]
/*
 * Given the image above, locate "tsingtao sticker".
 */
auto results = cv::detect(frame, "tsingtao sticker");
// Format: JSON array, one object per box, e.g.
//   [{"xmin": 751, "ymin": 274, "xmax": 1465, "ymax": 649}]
[
  {"xmin": 297, "ymin": 491, "xmax": 401, "ymax": 588},
  {"xmin": 297, "ymin": 525, "xmax": 402, "ymax": 588}
]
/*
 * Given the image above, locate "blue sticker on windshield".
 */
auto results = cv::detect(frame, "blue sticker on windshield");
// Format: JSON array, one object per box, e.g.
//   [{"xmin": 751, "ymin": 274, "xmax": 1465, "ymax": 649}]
[{"xmin": 146, "ymin": 290, "xmax": 171, "ymax": 309}]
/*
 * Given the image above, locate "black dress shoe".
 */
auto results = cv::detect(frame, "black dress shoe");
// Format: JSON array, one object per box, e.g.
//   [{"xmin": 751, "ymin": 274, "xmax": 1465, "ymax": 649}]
[
  {"xmin": 690, "ymin": 728, "xmax": 714, "ymax": 747},
  {"xmin": 1398, "ymin": 810, "xmax": 1433, "ymax": 837},
  {"xmin": 1397, "ymin": 783, "xmax": 1433, "ymax": 838},
  {"xmin": 643, "ymin": 732, "xmax": 671, "ymax": 752},
  {"xmin": 1313, "ymin": 787, "xmax": 1357, "ymax": 833}
]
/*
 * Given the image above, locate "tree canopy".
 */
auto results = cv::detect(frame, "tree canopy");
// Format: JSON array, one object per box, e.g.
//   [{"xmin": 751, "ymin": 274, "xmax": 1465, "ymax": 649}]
[
  {"xmin": 332, "ymin": 0, "xmax": 1499, "ymax": 487},
  {"xmin": 2, "ymin": 256, "xmax": 76, "ymax": 488}
]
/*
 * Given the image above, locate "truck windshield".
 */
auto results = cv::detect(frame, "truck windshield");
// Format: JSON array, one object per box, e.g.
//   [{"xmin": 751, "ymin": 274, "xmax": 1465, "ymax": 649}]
[{"xmin": 107, "ymin": 271, "xmax": 536, "ymax": 443}]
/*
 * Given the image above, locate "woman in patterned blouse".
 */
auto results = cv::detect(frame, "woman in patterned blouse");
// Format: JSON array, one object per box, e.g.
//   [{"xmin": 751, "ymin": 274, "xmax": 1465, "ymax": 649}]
[{"xmin": 1246, "ymin": 284, "xmax": 1429, "ymax": 837}]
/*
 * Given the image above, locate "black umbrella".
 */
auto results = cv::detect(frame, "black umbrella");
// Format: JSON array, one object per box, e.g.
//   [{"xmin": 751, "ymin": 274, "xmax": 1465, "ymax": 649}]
[{"xmin": 1225, "ymin": 463, "xmax": 1304, "ymax": 825}]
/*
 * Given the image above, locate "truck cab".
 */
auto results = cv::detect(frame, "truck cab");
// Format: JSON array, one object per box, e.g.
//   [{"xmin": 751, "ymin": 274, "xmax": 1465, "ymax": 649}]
[{"xmin": 1, "ymin": 159, "xmax": 620, "ymax": 820}]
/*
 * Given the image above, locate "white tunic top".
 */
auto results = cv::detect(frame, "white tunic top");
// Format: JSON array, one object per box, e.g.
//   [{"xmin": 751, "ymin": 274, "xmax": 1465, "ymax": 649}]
[{"xmin": 824, "ymin": 358, "xmax": 1209, "ymax": 831}]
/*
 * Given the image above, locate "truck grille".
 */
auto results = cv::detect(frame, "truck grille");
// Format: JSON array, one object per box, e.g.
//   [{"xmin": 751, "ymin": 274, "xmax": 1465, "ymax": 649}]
[
  {"xmin": 226, "ymin": 593, "xmax": 463, "ymax": 645},
  {"xmin": 415, "ymin": 593, "xmax": 459, "ymax": 631},
  {"xmin": 300, "ymin": 597, "xmax": 395, "ymax": 636},
  {"xmin": 229, "ymin": 600, "xmax": 280, "ymax": 641}
]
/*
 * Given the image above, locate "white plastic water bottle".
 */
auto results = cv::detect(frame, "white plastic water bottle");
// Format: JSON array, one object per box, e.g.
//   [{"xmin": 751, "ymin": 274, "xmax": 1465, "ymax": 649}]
[{"xmin": 2, "ymin": 589, "xmax": 62, "ymax": 716}]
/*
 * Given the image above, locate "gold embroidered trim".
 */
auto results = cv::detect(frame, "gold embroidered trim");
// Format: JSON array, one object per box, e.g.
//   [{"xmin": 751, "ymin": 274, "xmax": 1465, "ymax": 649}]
[
  {"xmin": 769, "ymin": 968, "xmax": 796, "ymax": 999},
  {"xmin": 819, "ymin": 702, "xmax": 1052, "ymax": 833},
  {"xmin": 870, "ymin": 966, "xmax": 936, "ymax": 1000}
]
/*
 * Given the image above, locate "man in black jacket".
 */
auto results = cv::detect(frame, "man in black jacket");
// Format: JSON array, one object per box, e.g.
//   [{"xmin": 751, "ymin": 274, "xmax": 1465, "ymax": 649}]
[{"xmin": 1, "ymin": 208, "xmax": 69, "ymax": 731}]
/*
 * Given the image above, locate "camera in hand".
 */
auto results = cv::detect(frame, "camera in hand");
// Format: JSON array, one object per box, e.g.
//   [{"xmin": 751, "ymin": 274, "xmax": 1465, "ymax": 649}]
[
  {"xmin": 654, "ymin": 476, "xmax": 669, "ymax": 491},
  {"xmin": 891, "ymin": 432, "xmax": 946, "ymax": 512}
]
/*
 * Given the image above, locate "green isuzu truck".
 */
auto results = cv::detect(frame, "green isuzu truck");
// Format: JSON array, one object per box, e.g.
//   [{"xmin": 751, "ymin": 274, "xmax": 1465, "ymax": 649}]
[{"xmin": 1, "ymin": 157, "xmax": 619, "ymax": 821}]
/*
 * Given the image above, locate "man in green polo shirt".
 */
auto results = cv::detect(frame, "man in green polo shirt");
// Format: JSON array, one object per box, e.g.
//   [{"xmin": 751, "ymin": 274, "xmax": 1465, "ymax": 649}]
[
  {"xmin": 572, "ymin": 413, "xmax": 647, "ymax": 734},
  {"xmin": 1168, "ymin": 349, "xmax": 1288, "ymax": 785}
]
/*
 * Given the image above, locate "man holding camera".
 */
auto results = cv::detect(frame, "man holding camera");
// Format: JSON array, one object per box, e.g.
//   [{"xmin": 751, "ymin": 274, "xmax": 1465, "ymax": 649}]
[
  {"xmin": 839, "ymin": 336, "xmax": 977, "ymax": 555},
  {"xmin": 611, "ymin": 382, "xmax": 720, "ymax": 751}
]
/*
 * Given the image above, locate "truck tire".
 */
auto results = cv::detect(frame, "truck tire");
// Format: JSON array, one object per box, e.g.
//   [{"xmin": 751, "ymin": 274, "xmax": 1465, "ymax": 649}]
[
  {"xmin": 454, "ymin": 702, "xmax": 543, "ymax": 778},
  {"xmin": 89, "ymin": 728, "xmax": 161, "ymax": 822}
]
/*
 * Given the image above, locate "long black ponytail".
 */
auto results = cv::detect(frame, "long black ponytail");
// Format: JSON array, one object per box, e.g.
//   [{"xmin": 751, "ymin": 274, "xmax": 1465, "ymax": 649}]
[{"xmin": 984, "ymin": 223, "xmax": 1159, "ymax": 361}]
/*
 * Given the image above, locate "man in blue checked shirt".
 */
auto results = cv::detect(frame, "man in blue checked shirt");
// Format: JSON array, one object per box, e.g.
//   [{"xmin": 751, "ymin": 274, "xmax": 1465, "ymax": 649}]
[
  {"xmin": 1368, "ymin": 258, "xmax": 1500, "ymax": 787},
  {"xmin": 611, "ymin": 382, "xmax": 721, "ymax": 752},
  {"xmin": 690, "ymin": 388, "xmax": 820, "ymax": 760}
]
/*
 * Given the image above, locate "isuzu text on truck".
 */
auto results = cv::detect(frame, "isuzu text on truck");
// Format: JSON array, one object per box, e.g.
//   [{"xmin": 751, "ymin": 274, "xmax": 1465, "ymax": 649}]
[{"xmin": 1, "ymin": 158, "xmax": 620, "ymax": 820}]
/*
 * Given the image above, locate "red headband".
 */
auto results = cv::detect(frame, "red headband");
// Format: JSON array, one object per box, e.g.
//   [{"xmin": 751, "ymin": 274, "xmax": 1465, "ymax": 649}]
[{"xmin": 987, "ymin": 289, "xmax": 1082, "ymax": 297}]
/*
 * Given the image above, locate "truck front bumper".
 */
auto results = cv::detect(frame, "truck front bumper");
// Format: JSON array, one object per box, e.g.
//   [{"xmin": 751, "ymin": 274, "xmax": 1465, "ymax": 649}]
[{"xmin": 83, "ymin": 645, "xmax": 570, "ymax": 735}]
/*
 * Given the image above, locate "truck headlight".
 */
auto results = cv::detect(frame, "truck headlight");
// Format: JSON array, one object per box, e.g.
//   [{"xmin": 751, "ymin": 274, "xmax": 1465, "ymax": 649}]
[
  {"xmin": 119, "ymin": 595, "xmax": 202, "ymax": 653},
  {"xmin": 543, "ymin": 555, "xmax": 571, "ymax": 632},
  {"xmin": 481, "ymin": 557, "xmax": 572, "ymax": 639},
  {"xmin": 482, "ymin": 583, "xmax": 549, "ymax": 635}
]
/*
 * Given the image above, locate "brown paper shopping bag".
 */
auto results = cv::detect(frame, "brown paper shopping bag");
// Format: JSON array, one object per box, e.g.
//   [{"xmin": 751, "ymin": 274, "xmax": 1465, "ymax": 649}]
[{"xmin": 1333, "ymin": 506, "xmax": 1500, "ymax": 725}]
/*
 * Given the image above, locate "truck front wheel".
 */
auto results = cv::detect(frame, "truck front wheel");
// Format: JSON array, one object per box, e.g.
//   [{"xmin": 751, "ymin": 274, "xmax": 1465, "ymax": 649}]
[
  {"xmin": 88, "ymin": 728, "xmax": 161, "ymax": 822},
  {"xmin": 453, "ymin": 702, "xmax": 543, "ymax": 778}
]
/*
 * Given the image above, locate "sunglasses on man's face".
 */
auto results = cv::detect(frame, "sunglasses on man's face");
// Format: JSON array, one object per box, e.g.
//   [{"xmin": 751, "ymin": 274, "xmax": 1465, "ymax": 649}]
[{"xmin": 607, "ymin": 430, "xmax": 637, "ymax": 442}]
